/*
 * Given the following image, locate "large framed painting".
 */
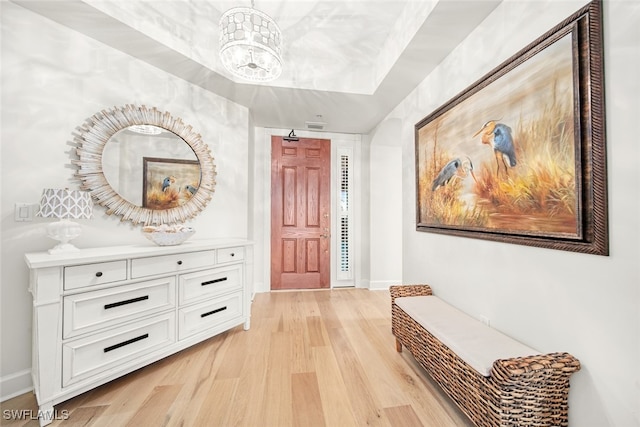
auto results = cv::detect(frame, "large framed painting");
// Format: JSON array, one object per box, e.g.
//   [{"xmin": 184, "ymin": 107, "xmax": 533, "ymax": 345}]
[
  {"xmin": 415, "ymin": 1, "xmax": 607, "ymax": 255},
  {"xmin": 142, "ymin": 157, "xmax": 201, "ymax": 210}
]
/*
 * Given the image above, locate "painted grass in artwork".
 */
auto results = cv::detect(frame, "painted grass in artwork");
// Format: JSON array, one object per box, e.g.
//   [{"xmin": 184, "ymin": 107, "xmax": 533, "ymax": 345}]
[
  {"xmin": 146, "ymin": 187, "xmax": 181, "ymax": 209},
  {"xmin": 429, "ymin": 181, "xmax": 488, "ymax": 226},
  {"xmin": 423, "ymin": 86, "xmax": 578, "ymax": 234},
  {"xmin": 475, "ymin": 98, "xmax": 577, "ymax": 231},
  {"xmin": 420, "ymin": 137, "xmax": 489, "ymax": 227}
]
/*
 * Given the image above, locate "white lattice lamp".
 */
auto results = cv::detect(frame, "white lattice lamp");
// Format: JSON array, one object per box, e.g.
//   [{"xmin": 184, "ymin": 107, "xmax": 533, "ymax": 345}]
[
  {"xmin": 219, "ymin": 0, "xmax": 283, "ymax": 82},
  {"xmin": 37, "ymin": 188, "xmax": 93, "ymax": 254}
]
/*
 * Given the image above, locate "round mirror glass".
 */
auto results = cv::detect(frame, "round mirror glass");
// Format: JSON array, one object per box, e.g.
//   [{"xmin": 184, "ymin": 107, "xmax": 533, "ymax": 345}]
[{"xmin": 102, "ymin": 125, "xmax": 200, "ymax": 209}]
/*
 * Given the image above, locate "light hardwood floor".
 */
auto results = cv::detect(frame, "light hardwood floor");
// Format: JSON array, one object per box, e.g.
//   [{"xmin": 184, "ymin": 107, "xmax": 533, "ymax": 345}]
[{"xmin": 1, "ymin": 289, "xmax": 473, "ymax": 427}]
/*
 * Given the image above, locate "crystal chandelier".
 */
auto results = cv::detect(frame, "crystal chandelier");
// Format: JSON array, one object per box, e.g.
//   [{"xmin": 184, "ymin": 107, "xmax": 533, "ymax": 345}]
[{"xmin": 219, "ymin": 0, "xmax": 283, "ymax": 82}]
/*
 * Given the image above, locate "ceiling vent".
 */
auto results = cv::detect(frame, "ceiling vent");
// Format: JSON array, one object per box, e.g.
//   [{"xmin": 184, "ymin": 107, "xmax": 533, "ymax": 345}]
[{"xmin": 305, "ymin": 121, "xmax": 326, "ymax": 131}]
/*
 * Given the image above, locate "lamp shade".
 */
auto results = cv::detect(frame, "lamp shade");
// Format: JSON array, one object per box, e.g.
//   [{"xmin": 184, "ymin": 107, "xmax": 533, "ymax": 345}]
[
  {"xmin": 219, "ymin": 5, "xmax": 283, "ymax": 82},
  {"xmin": 37, "ymin": 188, "xmax": 93, "ymax": 220},
  {"xmin": 37, "ymin": 189, "xmax": 93, "ymax": 254}
]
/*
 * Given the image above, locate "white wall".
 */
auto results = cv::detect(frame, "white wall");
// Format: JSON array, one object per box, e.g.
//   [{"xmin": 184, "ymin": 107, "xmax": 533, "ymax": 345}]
[
  {"xmin": 370, "ymin": 0, "xmax": 639, "ymax": 425},
  {"xmin": 0, "ymin": 2, "xmax": 249, "ymax": 400},
  {"xmin": 369, "ymin": 118, "xmax": 403, "ymax": 289}
]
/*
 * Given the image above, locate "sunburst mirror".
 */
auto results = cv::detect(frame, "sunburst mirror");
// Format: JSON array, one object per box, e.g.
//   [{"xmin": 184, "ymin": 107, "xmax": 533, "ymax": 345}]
[{"xmin": 73, "ymin": 104, "xmax": 216, "ymax": 225}]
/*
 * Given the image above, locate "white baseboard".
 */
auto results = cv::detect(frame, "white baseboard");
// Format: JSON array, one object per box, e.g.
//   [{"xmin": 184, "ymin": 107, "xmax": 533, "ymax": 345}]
[
  {"xmin": 355, "ymin": 279, "xmax": 370, "ymax": 289},
  {"xmin": 253, "ymin": 280, "xmax": 268, "ymax": 294},
  {"xmin": 369, "ymin": 280, "xmax": 401, "ymax": 291},
  {"xmin": 0, "ymin": 369, "xmax": 32, "ymax": 402}
]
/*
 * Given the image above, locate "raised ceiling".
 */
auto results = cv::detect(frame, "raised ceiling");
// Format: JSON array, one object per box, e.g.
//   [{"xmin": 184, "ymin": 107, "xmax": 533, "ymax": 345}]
[{"xmin": 12, "ymin": 0, "xmax": 502, "ymax": 134}]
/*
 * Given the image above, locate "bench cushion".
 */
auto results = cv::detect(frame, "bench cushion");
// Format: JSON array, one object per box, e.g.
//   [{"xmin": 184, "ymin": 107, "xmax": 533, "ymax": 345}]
[{"xmin": 395, "ymin": 295, "xmax": 539, "ymax": 376}]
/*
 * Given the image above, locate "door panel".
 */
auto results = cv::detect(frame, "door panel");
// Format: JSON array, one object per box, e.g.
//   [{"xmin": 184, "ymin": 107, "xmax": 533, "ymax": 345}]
[{"xmin": 271, "ymin": 136, "xmax": 330, "ymax": 290}]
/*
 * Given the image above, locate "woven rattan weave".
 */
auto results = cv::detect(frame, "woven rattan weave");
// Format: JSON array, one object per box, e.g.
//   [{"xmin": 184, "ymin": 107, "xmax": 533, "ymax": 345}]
[{"xmin": 390, "ymin": 284, "xmax": 580, "ymax": 427}]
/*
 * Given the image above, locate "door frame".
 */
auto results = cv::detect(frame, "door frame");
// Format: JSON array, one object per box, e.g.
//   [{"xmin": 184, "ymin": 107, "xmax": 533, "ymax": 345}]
[{"xmin": 253, "ymin": 128, "xmax": 363, "ymax": 293}]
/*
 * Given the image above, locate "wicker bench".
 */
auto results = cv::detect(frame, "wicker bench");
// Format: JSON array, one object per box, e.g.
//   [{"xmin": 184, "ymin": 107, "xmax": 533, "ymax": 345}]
[{"xmin": 390, "ymin": 284, "xmax": 580, "ymax": 427}]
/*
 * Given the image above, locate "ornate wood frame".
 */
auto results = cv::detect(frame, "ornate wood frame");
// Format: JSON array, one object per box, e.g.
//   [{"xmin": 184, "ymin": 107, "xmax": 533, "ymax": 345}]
[{"xmin": 414, "ymin": 1, "xmax": 607, "ymax": 255}]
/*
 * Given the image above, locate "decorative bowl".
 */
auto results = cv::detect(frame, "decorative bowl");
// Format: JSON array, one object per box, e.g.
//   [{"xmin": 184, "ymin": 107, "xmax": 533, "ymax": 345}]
[{"xmin": 142, "ymin": 225, "xmax": 195, "ymax": 246}]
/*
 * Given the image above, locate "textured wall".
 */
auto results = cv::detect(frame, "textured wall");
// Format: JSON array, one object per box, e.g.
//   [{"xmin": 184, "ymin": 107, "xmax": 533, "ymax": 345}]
[
  {"xmin": 371, "ymin": 0, "xmax": 639, "ymax": 425},
  {"xmin": 0, "ymin": 2, "xmax": 249, "ymax": 398}
]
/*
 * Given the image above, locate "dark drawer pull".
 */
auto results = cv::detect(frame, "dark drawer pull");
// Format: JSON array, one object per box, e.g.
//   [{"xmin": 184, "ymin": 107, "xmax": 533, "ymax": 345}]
[
  {"xmin": 104, "ymin": 333, "xmax": 149, "ymax": 353},
  {"xmin": 95, "ymin": 272, "xmax": 103, "ymax": 277},
  {"xmin": 230, "ymin": 253, "xmax": 235, "ymax": 257},
  {"xmin": 201, "ymin": 306, "xmax": 227, "ymax": 318},
  {"xmin": 104, "ymin": 295, "xmax": 149, "ymax": 310},
  {"xmin": 201, "ymin": 277, "xmax": 228, "ymax": 286},
  {"xmin": 177, "ymin": 260, "xmax": 183, "ymax": 265}
]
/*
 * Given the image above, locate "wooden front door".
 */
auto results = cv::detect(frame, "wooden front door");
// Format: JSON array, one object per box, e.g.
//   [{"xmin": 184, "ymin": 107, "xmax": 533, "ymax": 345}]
[{"xmin": 271, "ymin": 136, "xmax": 331, "ymax": 290}]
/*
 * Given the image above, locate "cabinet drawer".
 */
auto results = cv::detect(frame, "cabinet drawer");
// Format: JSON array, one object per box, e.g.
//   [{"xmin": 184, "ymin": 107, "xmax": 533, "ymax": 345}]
[
  {"xmin": 131, "ymin": 250, "xmax": 216, "ymax": 279},
  {"xmin": 64, "ymin": 261, "xmax": 127, "ymax": 290},
  {"xmin": 63, "ymin": 277, "xmax": 176, "ymax": 339},
  {"xmin": 62, "ymin": 312, "xmax": 175, "ymax": 387},
  {"xmin": 178, "ymin": 292, "xmax": 243, "ymax": 340},
  {"xmin": 217, "ymin": 247, "xmax": 244, "ymax": 263},
  {"xmin": 179, "ymin": 265, "xmax": 242, "ymax": 305}
]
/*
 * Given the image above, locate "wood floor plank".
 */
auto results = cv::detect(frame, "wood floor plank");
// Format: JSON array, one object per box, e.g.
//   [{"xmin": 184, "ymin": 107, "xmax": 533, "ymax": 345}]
[
  {"xmin": 4, "ymin": 289, "xmax": 474, "ymax": 427},
  {"xmin": 383, "ymin": 404, "xmax": 423, "ymax": 427},
  {"xmin": 260, "ymin": 331, "xmax": 293, "ymax": 426},
  {"xmin": 214, "ymin": 331, "xmax": 250, "ymax": 380},
  {"xmin": 324, "ymin": 325, "xmax": 391, "ymax": 426},
  {"xmin": 62, "ymin": 405, "xmax": 108, "ymax": 427},
  {"xmin": 85, "ymin": 361, "xmax": 176, "ymax": 427},
  {"xmin": 312, "ymin": 346, "xmax": 358, "ymax": 427},
  {"xmin": 313, "ymin": 290, "xmax": 343, "ymax": 331},
  {"xmin": 125, "ymin": 384, "xmax": 182, "ymax": 427},
  {"xmin": 342, "ymin": 322, "xmax": 408, "ymax": 408},
  {"xmin": 222, "ymin": 321, "xmax": 271, "ymax": 427},
  {"xmin": 306, "ymin": 315, "xmax": 328, "ymax": 347},
  {"xmin": 291, "ymin": 372, "xmax": 325, "ymax": 427},
  {"xmin": 397, "ymin": 350, "xmax": 474, "ymax": 427},
  {"xmin": 164, "ymin": 334, "xmax": 236, "ymax": 427},
  {"xmin": 192, "ymin": 378, "xmax": 238, "ymax": 427},
  {"xmin": 290, "ymin": 317, "xmax": 315, "ymax": 374},
  {"xmin": 0, "ymin": 392, "xmax": 40, "ymax": 427}
]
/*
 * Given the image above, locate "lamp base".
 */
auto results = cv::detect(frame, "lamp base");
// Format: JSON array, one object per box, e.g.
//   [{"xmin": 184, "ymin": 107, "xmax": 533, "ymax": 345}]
[
  {"xmin": 48, "ymin": 242, "xmax": 80, "ymax": 255},
  {"xmin": 46, "ymin": 219, "xmax": 82, "ymax": 254}
]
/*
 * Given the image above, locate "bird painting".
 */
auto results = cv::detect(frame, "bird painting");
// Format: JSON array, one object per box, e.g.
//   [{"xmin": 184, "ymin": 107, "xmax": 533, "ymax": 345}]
[
  {"xmin": 432, "ymin": 157, "xmax": 478, "ymax": 191},
  {"xmin": 184, "ymin": 184, "xmax": 198, "ymax": 195},
  {"xmin": 473, "ymin": 120, "xmax": 517, "ymax": 177},
  {"xmin": 161, "ymin": 176, "xmax": 176, "ymax": 192}
]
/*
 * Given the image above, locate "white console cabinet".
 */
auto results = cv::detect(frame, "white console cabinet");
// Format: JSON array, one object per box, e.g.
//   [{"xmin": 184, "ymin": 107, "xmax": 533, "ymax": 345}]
[{"xmin": 24, "ymin": 239, "xmax": 252, "ymax": 426}]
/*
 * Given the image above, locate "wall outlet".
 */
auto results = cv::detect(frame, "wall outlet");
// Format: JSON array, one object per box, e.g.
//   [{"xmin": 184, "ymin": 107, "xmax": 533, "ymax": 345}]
[{"xmin": 479, "ymin": 315, "xmax": 490, "ymax": 326}]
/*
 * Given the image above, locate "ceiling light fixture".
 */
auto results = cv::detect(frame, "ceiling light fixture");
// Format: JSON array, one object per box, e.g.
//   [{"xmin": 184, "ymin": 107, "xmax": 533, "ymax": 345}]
[{"xmin": 219, "ymin": 0, "xmax": 283, "ymax": 82}]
